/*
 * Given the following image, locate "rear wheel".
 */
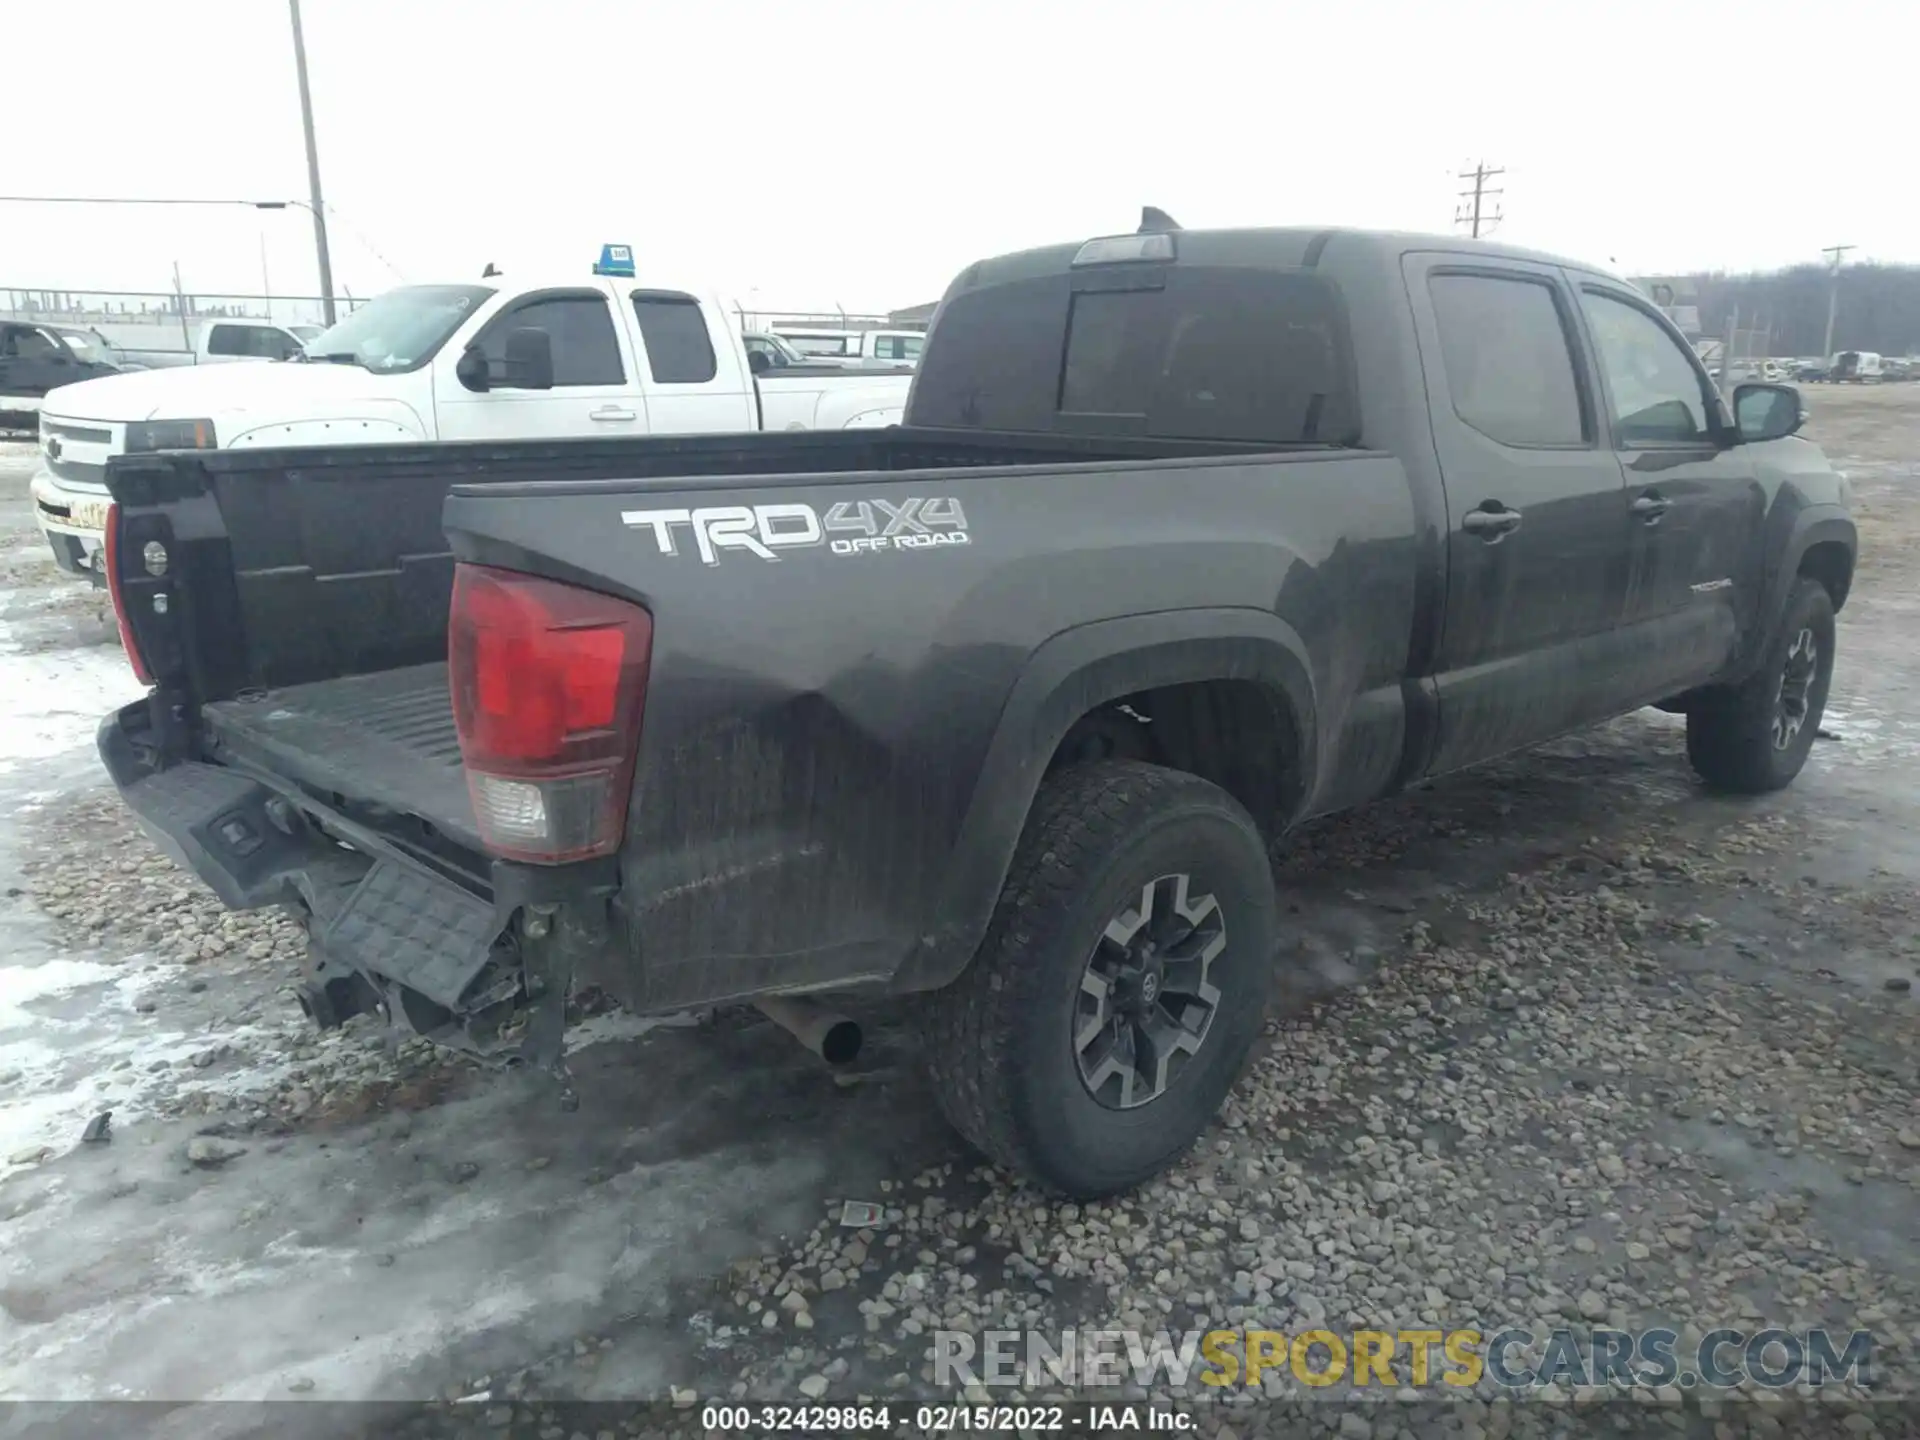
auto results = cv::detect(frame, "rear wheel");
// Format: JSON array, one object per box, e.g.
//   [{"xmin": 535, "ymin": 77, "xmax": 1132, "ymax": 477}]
[
  {"xmin": 920, "ymin": 760, "xmax": 1279, "ymax": 1197},
  {"xmin": 1686, "ymin": 576, "xmax": 1836, "ymax": 793}
]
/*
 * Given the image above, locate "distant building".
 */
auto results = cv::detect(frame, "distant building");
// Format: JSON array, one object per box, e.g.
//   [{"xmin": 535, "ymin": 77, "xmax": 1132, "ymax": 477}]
[{"xmin": 887, "ymin": 301, "xmax": 939, "ymax": 330}]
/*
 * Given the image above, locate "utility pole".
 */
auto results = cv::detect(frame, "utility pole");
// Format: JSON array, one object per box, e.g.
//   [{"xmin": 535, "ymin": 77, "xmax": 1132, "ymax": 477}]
[
  {"xmin": 288, "ymin": 0, "xmax": 337, "ymax": 325},
  {"xmin": 1719, "ymin": 305, "xmax": 1741, "ymax": 396},
  {"xmin": 1819, "ymin": 245, "xmax": 1854, "ymax": 362},
  {"xmin": 1455, "ymin": 162, "xmax": 1505, "ymax": 239}
]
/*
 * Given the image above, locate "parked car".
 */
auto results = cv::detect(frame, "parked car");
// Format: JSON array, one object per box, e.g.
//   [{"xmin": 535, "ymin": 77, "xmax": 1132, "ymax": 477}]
[
  {"xmin": 0, "ymin": 320, "xmax": 124, "ymax": 428},
  {"xmin": 94, "ymin": 217, "xmax": 1854, "ymax": 1198},
  {"xmin": 92, "ymin": 318, "xmax": 312, "ymax": 370},
  {"xmin": 858, "ymin": 329, "xmax": 925, "ymax": 365},
  {"xmin": 769, "ymin": 326, "xmax": 867, "ymax": 363},
  {"xmin": 742, "ymin": 330, "xmax": 817, "ymax": 369},
  {"xmin": 1830, "ymin": 351, "xmax": 1884, "ymax": 382},
  {"xmin": 770, "ymin": 326, "xmax": 926, "ymax": 367},
  {"xmin": 32, "ymin": 262, "xmax": 912, "ymax": 580}
]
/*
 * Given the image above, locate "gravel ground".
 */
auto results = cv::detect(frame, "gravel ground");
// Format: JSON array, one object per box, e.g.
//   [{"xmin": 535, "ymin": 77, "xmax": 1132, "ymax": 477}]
[
  {"xmin": 14, "ymin": 789, "xmax": 477, "ymax": 1133},
  {"xmin": 1, "ymin": 390, "xmax": 1917, "ymax": 1438}
]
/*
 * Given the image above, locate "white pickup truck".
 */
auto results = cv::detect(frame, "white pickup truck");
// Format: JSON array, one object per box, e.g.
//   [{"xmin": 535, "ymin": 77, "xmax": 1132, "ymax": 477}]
[
  {"xmin": 31, "ymin": 269, "xmax": 913, "ymax": 578},
  {"xmin": 97, "ymin": 317, "xmax": 313, "ymax": 369},
  {"xmin": 774, "ymin": 327, "xmax": 926, "ymax": 366}
]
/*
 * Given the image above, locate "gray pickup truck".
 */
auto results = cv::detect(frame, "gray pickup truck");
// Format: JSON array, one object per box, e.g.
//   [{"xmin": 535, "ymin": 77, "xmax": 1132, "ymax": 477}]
[{"xmin": 96, "ymin": 215, "xmax": 1854, "ymax": 1197}]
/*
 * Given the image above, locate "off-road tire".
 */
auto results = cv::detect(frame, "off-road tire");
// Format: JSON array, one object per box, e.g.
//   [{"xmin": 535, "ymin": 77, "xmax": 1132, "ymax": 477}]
[
  {"xmin": 1686, "ymin": 576, "xmax": 1836, "ymax": 793},
  {"xmin": 920, "ymin": 760, "xmax": 1279, "ymax": 1198}
]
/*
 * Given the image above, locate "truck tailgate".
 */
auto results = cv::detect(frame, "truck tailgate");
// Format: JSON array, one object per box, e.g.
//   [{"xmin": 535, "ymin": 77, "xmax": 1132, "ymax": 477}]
[{"xmin": 200, "ymin": 662, "xmax": 479, "ymax": 852}]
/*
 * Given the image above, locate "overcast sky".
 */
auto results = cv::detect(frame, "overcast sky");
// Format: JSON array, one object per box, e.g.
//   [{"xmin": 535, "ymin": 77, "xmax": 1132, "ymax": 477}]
[{"xmin": 5, "ymin": 0, "xmax": 1909, "ymax": 317}]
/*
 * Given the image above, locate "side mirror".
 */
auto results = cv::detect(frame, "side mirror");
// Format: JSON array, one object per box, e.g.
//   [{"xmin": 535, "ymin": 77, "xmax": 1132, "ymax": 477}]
[
  {"xmin": 501, "ymin": 328, "xmax": 554, "ymax": 391},
  {"xmin": 455, "ymin": 345, "xmax": 491, "ymax": 393},
  {"xmin": 747, "ymin": 349, "xmax": 772, "ymax": 376},
  {"xmin": 1733, "ymin": 382, "xmax": 1805, "ymax": 443}
]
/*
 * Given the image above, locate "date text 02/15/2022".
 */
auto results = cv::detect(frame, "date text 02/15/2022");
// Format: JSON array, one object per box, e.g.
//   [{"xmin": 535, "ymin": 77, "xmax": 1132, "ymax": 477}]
[{"xmin": 698, "ymin": 1403, "xmax": 1193, "ymax": 1432}]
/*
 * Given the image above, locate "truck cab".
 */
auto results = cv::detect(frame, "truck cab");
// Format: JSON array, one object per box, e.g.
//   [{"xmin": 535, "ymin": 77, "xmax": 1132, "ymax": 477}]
[{"xmin": 0, "ymin": 321, "xmax": 123, "ymax": 425}]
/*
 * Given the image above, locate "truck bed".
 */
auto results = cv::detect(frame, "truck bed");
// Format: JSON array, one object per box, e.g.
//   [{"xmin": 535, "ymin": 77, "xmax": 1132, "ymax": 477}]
[{"xmin": 201, "ymin": 663, "xmax": 478, "ymax": 852}]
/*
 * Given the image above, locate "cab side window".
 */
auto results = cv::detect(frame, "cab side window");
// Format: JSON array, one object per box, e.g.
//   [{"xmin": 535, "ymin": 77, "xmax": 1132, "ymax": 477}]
[
  {"xmin": 1580, "ymin": 290, "xmax": 1712, "ymax": 445},
  {"xmin": 207, "ymin": 324, "xmax": 252, "ymax": 357},
  {"xmin": 478, "ymin": 295, "xmax": 625, "ymax": 386},
  {"xmin": 8, "ymin": 326, "xmax": 62, "ymax": 360}
]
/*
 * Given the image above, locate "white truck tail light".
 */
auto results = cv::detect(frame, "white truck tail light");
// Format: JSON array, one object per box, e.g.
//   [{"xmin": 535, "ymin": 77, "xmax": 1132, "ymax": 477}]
[{"xmin": 448, "ymin": 564, "xmax": 654, "ymax": 863}]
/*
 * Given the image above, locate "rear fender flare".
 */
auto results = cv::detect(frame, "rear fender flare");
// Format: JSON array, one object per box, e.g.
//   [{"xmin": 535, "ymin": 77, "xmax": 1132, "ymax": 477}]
[{"xmin": 893, "ymin": 607, "xmax": 1317, "ymax": 992}]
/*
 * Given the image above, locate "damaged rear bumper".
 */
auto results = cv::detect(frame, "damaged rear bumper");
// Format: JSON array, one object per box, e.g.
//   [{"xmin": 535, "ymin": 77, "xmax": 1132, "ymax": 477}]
[{"xmin": 97, "ymin": 701, "xmax": 615, "ymax": 1073}]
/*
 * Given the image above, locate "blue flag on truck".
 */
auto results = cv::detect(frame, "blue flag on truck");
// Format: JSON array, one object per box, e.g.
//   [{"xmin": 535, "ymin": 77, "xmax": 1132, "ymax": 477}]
[{"xmin": 594, "ymin": 244, "xmax": 635, "ymax": 278}]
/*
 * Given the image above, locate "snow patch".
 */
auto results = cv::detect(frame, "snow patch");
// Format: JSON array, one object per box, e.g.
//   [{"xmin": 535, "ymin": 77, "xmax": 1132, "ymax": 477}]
[
  {"xmin": 568, "ymin": 1007, "xmax": 700, "ymax": 1051},
  {"xmin": 1823, "ymin": 696, "xmax": 1920, "ymax": 766},
  {"xmin": 0, "ymin": 625, "xmax": 147, "ymax": 773}
]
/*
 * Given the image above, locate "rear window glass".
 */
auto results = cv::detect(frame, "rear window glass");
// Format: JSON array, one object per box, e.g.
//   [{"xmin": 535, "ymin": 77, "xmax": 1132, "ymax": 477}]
[{"xmin": 909, "ymin": 265, "xmax": 1357, "ymax": 444}]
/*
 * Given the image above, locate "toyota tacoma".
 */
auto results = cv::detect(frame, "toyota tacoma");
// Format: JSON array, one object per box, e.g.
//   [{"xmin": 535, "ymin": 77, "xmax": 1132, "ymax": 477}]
[{"xmin": 94, "ymin": 214, "xmax": 1854, "ymax": 1197}]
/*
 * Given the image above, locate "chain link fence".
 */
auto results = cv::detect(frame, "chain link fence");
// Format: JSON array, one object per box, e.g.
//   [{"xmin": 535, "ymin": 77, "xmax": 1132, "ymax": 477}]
[{"xmin": 3, "ymin": 288, "xmax": 370, "ymax": 334}]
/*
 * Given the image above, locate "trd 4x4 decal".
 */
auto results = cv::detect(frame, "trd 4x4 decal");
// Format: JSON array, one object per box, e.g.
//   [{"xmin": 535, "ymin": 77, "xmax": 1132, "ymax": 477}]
[{"xmin": 621, "ymin": 498, "xmax": 969, "ymax": 565}]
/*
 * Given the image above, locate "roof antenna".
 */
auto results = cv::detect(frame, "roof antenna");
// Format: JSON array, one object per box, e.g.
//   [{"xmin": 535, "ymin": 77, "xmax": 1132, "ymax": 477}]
[
  {"xmin": 1139, "ymin": 206, "xmax": 1182, "ymax": 234},
  {"xmin": 481, "ymin": 262, "xmax": 501, "ymax": 278}
]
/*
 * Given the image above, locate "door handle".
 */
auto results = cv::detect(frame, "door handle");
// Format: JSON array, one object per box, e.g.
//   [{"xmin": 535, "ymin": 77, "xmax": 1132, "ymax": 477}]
[
  {"xmin": 589, "ymin": 406, "xmax": 637, "ymax": 422},
  {"xmin": 1631, "ymin": 493, "xmax": 1673, "ymax": 522},
  {"xmin": 1462, "ymin": 506, "xmax": 1523, "ymax": 539}
]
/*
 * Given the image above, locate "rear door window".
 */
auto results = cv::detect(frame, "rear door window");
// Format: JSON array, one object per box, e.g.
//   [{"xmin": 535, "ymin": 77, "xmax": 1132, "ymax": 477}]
[
  {"xmin": 630, "ymin": 293, "xmax": 718, "ymax": 383},
  {"xmin": 1428, "ymin": 273, "xmax": 1589, "ymax": 447}
]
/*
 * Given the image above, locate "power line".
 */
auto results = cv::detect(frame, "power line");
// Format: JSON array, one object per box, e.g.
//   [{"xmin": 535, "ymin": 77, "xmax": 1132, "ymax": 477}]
[
  {"xmin": 317, "ymin": 202, "xmax": 407, "ymax": 282},
  {"xmin": 0, "ymin": 193, "xmax": 404, "ymax": 284},
  {"xmin": 0, "ymin": 195, "xmax": 298, "ymax": 208},
  {"xmin": 1455, "ymin": 162, "xmax": 1505, "ymax": 239}
]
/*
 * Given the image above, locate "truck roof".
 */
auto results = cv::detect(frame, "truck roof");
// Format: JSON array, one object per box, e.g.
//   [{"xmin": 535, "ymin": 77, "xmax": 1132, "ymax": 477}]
[
  {"xmin": 950, "ymin": 226, "xmax": 1623, "ymax": 290},
  {"xmin": 436, "ymin": 274, "xmax": 720, "ymax": 297}
]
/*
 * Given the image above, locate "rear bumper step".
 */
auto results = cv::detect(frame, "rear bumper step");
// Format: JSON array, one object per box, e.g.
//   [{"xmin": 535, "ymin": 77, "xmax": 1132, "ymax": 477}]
[{"xmin": 100, "ymin": 708, "xmax": 524, "ymax": 1049}]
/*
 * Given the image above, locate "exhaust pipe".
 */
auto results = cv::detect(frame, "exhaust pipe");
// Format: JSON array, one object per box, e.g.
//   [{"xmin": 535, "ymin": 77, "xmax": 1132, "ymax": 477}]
[{"xmin": 754, "ymin": 995, "xmax": 862, "ymax": 1066}]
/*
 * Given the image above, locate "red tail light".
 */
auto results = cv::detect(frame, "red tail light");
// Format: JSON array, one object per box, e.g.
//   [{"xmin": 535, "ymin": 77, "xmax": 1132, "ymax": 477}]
[
  {"xmin": 448, "ymin": 563, "xmax": 654, "ymax": 864},
  {"xmin": 103, "ymin": 503, "xmax": 155, "ymax": 686}
]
